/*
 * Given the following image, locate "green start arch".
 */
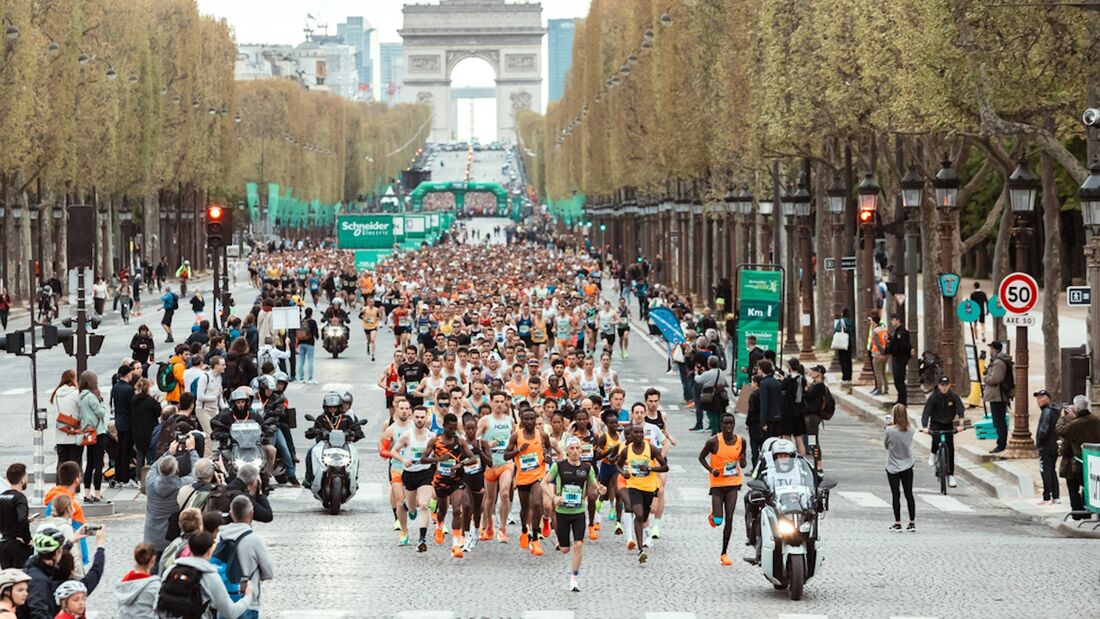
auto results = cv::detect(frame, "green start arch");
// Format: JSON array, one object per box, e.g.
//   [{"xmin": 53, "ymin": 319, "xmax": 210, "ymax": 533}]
[{"xmin": 409, "ymin": 181, "xmax": 513, "ymax": 218}]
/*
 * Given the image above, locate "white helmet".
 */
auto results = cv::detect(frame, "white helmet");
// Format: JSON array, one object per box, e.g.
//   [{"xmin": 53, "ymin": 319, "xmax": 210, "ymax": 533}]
[
  {"xmin": 770, "ymin": 439, "xmax": 797, "ymax": 456},
  {"xmin": 0, "ymin": 568, "xmax": 30, "ymax": 599},
  {"xmin": 53, "ymin": 580, "xmax": 87, "ymax": 606}
]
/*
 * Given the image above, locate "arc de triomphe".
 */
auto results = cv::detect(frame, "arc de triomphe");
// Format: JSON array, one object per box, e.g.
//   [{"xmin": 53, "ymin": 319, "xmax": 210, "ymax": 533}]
[{"xmin": 398, "ymin": 0, "xmax": 543, "ymax": 143}]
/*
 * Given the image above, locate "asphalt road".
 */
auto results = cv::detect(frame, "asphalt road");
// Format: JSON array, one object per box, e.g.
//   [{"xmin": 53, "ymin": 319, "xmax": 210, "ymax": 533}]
[{"xmin": 10, "ymin": 219, "xmax": 1094, "ymax": 618}]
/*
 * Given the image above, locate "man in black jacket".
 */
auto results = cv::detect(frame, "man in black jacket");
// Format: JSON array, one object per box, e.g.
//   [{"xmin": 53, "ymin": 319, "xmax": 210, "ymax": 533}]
[
  {"xmin": 1032, "ymin": 390, "xmax": 1061, "ymax": 504},
  {"xmin": 0, "ymin": 464, "xmax": 32, "ymax": 569},
  {"xmin": 887, "ymin": 316, "xmax": 912, "ymax": 405},
  {"xmin": 921, "ymin": 377, "xmax": 965, "ymax": 487},
  {"xmin": 111, "ymin": 365, "xmax": 136, "ymax": 486},
  {"xmin": 758, "ymin": 360, "xmax": 782, "ymax": 439},
  {"xmin": 222, "ymin": 463, "xmax": 273, "ymax": 523}
]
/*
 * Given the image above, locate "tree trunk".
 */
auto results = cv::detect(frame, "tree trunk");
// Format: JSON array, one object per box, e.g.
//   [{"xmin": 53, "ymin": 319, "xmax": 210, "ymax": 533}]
[
  {"xmin": 814, "ymin": 161, "xmax": 834, "ymax": 347},
  {"xmin": 144, "ymin": 188, "xmax": 158, "ymax": 273},
  {"xmin": 990, "ymin": 179, "xmax": 1013, "ymax": 344},
  {"xmin": 1040, "ymin": 148, "xmax": 1062, "ymax": 398}
]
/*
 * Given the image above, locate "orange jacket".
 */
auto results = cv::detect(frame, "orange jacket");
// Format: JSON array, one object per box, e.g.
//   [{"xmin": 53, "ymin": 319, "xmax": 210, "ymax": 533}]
[
  {"xmin": 44, "ymin": 485, "xmax": 84, "ymax": 525},
  {"xmin": 166, "ymin": 354, "xmax": 186, "ymax": 403}
]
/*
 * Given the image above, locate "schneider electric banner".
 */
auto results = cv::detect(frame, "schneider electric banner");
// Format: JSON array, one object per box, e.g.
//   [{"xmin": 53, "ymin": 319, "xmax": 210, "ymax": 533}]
[
  {"xmin": 735, "ymin": 269, "xmax": 782, "ymax": 388},
  {"xmin": 337, "ymin": 215, "xmax": 396, "ymax": 249}
]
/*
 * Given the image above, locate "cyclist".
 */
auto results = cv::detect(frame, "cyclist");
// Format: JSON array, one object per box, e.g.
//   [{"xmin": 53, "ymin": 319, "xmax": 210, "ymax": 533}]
[{"xmin": 920, "ymin": 376, "xmax": 965, "ymax": 488}]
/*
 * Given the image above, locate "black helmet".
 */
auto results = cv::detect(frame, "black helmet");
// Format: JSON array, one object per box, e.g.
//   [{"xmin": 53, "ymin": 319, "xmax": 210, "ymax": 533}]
[
  {"xmin": 322, "ymin": 392, "xmax": 342, "ymax": 408},
  {"xmin": 257, "ymin": 375, "xmax": 276, "ymax": 392},
  {"xmin": 341, "ymin": 391, "xmax": 354, "ymax": 406}
]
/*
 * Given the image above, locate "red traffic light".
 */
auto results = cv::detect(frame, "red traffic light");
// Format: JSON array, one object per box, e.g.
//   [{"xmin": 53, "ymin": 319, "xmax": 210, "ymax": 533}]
[
  {"xmin": 857, "ymin": 208, "xmax": 875, "ymax": 224},
  {"xmin": 207, "ymin": 205, "xmax": 224, "ymax": 221}
]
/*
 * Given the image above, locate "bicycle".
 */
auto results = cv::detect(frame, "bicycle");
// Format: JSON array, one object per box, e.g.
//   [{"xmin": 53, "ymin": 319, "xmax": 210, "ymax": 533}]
[{"xmin": 924, "ymin": 427, "xmax": 969, "ymax": 495}]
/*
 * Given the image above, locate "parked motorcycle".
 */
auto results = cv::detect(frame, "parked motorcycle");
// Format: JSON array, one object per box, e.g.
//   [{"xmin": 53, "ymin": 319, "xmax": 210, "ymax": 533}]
[
  {"xmin": 322, "ymin": 319, "xmax": 349, "ymax": 358},
  {"xmin": 745, "ymin": 453, "xmax": 836, "ymax": 601},
  {"xmin": 304, "ymin": 414, "xmax": 366, "ymax": 515}
]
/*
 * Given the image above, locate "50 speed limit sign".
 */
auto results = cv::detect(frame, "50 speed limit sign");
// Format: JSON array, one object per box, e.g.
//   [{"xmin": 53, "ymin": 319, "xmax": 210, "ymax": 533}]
[{"xmin": 998, "ymin": 272, "xmax": 1038, "ymax": 315}]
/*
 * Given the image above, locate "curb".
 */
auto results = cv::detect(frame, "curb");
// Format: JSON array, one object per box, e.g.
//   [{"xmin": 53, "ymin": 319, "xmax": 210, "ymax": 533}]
[{"xmin": 832, "ymin": 386, "xmax": 1100, "ymax": 538}]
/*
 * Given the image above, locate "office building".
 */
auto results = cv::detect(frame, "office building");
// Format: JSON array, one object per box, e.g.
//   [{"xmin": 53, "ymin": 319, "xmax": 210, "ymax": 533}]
[
  {"xmin": 337, "ymin": 16, "xmax": 375, "ymax": 97},
  {"xmin": 379, "ymin": 42, "xmax": 405, "ymax": 104},
  {"xmin": 547, "ymin": 18, "xmax": 575, "ymax": 103}
]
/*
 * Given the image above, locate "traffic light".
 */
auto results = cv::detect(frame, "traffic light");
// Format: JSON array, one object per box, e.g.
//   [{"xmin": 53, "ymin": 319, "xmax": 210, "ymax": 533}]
[
  {"xmin": 206, "ymin": 204, "xmax": 226, "ymax": 247},
  {"xmin": 857, "ymin": 208, "xmax": 875, "ymax": 225},
  {"xmin": 0, "ymin": 332, "xmax": 24, "ymax": 355}
]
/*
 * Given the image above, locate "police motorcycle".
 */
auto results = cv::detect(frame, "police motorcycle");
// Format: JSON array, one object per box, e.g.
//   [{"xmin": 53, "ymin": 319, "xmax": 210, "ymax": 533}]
[
  {"xmin": 303, "ymin": 392, "xmax": 366, "ymax": 515},
  {"xmin": 744, "ymin": 439, "xmax": 837, "ymax": 601},
  {"xmin": 322, "ymin": 298, "xmax": 350, "ymax": 358},
  {"xmin": 211, "ymin": 388, "xmax": 279, "ymax": 492}
]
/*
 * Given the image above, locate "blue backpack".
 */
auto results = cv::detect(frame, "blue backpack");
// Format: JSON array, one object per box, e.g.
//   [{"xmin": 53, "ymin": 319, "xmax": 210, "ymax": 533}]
[{"xmin": 210, "ymin": 530, "xmax": 252, "ymax": 597}]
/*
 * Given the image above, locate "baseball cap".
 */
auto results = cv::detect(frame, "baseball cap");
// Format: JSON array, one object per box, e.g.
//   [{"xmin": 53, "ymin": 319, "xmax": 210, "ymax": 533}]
[
  {"xmin": 1033, "ymin": 389, "xmax": 1051, "ymax": 398},
  {"xmin": 811, "ymin": 365, "xmax": 827, "ymax": 375},
  {"xmin": 938, "ymin": 376, "xmax": 950, "ymax": 385}
]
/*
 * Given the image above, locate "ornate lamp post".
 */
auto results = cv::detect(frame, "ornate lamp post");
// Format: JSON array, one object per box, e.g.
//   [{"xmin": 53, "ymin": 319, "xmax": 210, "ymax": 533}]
[
  {"xmin": 827, "ymin": 175, "xmax": 847, "ymax": 377},
  {"xmin": 781, "ymin": 185, "xmax": 800, "ymax": 355},
  {"xmin": 1003, "ymin": 157, "xmax": 1039, "ymax": 457},
  {"xmin": 789, "ymin": 178, "xmax": 815, "ymax": 360},
  {"xmin": 724, "ymin": 188, "xmax": 739, "ymax": 287},
  {"xmin": 899, "ymin": 164, "xmax": 926, "ymax": 405},
  {"xmin": 739, "ymin": 186, "xmax": 756, "ymax": 270},
  {"xmin": 1078, "ymin": 161, "xmax": 1100, "ymax": 413},
  {"xmin": 758, "ymin": 196, "xmax": 774, "ymax": 265},
  {"xmin": 856, "ymin": 172, "xmax": 881, "ymax": 384},
  {"xmin": 932, "ymin": 156, "xmax": 960, "ymax": 385},
  {"xmin": 118, "ymin": 202, "xmax": 133, "ymax": 275}
]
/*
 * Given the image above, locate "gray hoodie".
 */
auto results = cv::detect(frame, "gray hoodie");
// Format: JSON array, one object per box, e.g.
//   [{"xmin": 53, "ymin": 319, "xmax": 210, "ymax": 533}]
[
  {"xmin": 218, "ymin": 522, "xmax": 275, "ymax": 610},
  {"xmin": 114, "ymin": 572, "xmax": 160, "ymax": 619},
  {"xmin": 159, "ymin": 556, "xmax": 253, "ymax": 619},
  {"xmin": 143, "ymin": 452, "xmax": 198, "ymax": 551}
]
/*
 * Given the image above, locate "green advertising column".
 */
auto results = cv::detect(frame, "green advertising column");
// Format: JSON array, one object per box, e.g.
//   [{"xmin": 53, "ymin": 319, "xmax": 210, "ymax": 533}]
[
  {"xmin": 735, "ymin": 268, "xmax": 783, "ymax": 388},
  {"xmin": 336, "ymin": 215, "xmax": 396, "ymax": 250},
  {"xmin": 1084, "ymin": 442, "xmax": 1100, "ymax": 515}
]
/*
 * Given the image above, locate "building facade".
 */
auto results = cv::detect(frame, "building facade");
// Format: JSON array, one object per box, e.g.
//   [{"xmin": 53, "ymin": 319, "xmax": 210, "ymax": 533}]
[
  {"xmin": 337, "ymin": 16, "xmax": 375, "ymax": 98},
  {"xmin": 547, "ymin": 18, "xmax": 575, "ymax": 103},
  {"xmin": 379, "ymin": 42, "xmax": 405, "ymax": 104}
]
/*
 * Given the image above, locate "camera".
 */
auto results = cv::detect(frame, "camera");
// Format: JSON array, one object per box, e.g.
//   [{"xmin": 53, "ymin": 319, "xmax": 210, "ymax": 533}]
[
  {"xmin": 1083, "ymin": 108, "xmax": 1100, "ymax": 127},
  {"xmin": 177, "ymin": 432, "xmax": 192, "ymax": 444}
]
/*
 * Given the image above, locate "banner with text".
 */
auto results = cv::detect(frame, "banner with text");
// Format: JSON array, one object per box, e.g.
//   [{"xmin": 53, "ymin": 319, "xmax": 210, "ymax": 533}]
[
  {"xmin": 337, "ymin": 215, "xmax": 397, "ymax": 250},
  {"xmin": 735, "ymin": 269, "xmax": 782, "ymax": 388}
]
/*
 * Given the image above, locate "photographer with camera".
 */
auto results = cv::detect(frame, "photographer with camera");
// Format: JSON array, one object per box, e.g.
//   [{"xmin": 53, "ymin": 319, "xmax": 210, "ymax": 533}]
[{"xmin": 142, "ymin": 436, "xmax": 198, "ymax": 562}]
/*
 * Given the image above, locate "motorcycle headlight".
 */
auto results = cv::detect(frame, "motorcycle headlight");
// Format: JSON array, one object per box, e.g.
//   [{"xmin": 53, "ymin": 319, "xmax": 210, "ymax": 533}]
[
  {"xmin": 234, "ymin": 458, "xmax": 249, "ymax": 469},
  {"xmin": 322, "ymin": 451, "xmax": 350, "ymax": 467},
  {"xmin": 777, "ymin": 518, "xmax": 796, "ymax": 537},
  {"xmin": 799, "ymin": 522, "xmax": 812, "ymax": 533}
]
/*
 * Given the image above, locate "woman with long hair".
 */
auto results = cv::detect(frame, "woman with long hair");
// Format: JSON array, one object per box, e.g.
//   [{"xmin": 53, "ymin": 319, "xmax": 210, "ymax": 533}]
[
  {"xmin": 76, "ymin": 371, "xmax": 108, "ymax": 503},
  {"xmin": 51, "ymin": 371, "xmax": 83, "ymax": 469},
  {"xmin": 884, "ymin": 403, "xmax": 916, "ymax": 532}
]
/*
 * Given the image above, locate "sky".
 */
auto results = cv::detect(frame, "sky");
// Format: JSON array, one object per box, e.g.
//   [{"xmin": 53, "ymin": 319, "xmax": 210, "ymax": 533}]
[{"xmin": 195, "ymin": 0, "xmax": 592, "ymax": 139}]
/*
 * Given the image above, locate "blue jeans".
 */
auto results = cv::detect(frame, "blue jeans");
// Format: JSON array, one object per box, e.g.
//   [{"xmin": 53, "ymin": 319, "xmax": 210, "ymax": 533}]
[
  {"xmin": 274, "ymin": 429, "xmax": 297, "ymax": 478},
  {"xmin": 989, "ymin": 401, "xmax": 1008, "ymax": 451},
  {"xmin": 677, "ymin": 363, "xmax": 693, "ymax": 402},
  {"xmin": 296, "ymin": 344, "xmax": 315, "ymax": 381}
]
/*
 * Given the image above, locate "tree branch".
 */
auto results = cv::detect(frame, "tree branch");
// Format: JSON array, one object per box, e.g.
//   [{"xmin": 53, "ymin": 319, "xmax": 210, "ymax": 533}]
[{"xmin": 961, "ymin": 188, "xmax": 1006, "ymax": 253}]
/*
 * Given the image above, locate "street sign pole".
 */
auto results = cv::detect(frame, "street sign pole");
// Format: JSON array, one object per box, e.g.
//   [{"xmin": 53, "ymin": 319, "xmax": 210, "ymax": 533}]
[{"xmin": 999, "ymin": 269, "xmax": 1037, "ymax": 458}]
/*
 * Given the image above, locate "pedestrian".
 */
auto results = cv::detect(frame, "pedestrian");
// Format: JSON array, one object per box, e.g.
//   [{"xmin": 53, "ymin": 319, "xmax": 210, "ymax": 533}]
[
  {"xmin": 50, "ymin": 372, "xmax": 83, "ymax": 470},
  {"xmin": 779, "ymin": 358, "xmax": 808, "ymax": 455},
  {"xmin": 0, "ymin": 289, "xmax": 10, "ymax": 330},
  {"xmin": 75, "ymin": 372, "xmax": 108, "ymax": 504},
  {"xmin": 160, "ymin": 287, "xmax": 178, "ymax": 344},
  {"xmin": 164, "ymin": 344, "xmax": 190, "ymax": 405},
  {"xmin": 117, "ymin": 280, "xmax": 132, "ymax": 325},
  {"xmin": 130, "ymin": 271, "xmax": 143, "ymax": 314},
  {"xmin": 110, "ymin": 365, "xmax": 136, "ymax": 488},
  {"xmin": 758, "ymin": 360, "xmax": 782, "ymax": 439},
  {"xmin": 160, "ymin": 508, "xmax": 202, "ymax": 574},
  {"xmin": 296, "ymin": 308, "xmax": 318, "ymax": 383},
  {"xmin": 155, "ymin": 260, "xmax": 165, "ymax": 291},
  {"xmin": 744, "ymin": 374, "xmax": 764, "ymax": 468},
  {"xmin": 970, "ymin": 281, "xmax": 988, "ymax": 339},
  {"xmin": 693, "ymin": 355, "xmax": 727, "ymax": 434},
  {"xmin": 129, "ymin": 379, "xmax": 161, "ymax": 478},
  {"xmin": 142, "ymin": 439, "xmax": 198, "ymax": 558},
  {"xmin": 194, "ymin": 356, "xmax": 224, "ymax": 455},
  {"xmin": 803, "ymin": 365, "xmax": 832, "ymax": 474},
  {"xmin": 129, "ymin": 325, "xmax": 155, "ymax": 367},
  {"xmin": 1056, "ymin": 394, "xmax": 1100, "ymax": 519},
  {"xmin": 0, "ymin": 567, "xmax": 31, "ymax": 616},
  {"xmin": 185, "ymin": 320, "xmax": 210, "ymax": 347},
  {"xmin": 23, "ymin": 525, "xmax": 105, "ymax": 619},
  {"xmin": 885, "ymin": 403, "xmax": 916, "ymax": 532},
  {"xmin": 91, "ymin": 278, "xmax": 108, "ymax": 316},
  {"xmin": 1033, "ymin": 390, "xmax": 1061, "ymax": 505},
  {"xmin": 219, "ymin": 464, "xmax": 273, "ymax": 524},
  {"xmin": 52, "ymin": 579, "xmax": 88, "ymax": 619},
  {"xmin": 921, "ymin": 376, "xmax": 965, "ymax": 488},
  {"xmin": 887, "ymin": 315, "xmax": 912, "ymax": 404},
  {"xmin": 833, "ymin": 308, "xmax": 855, "ymax": 383},
  {"xmin": 190, "ymin": 289, "xmax": 204, "ymax": 320},
  {"xmin": 869, "ymin": 312, "xmax": 889, "ymax": 396},
  {"xmin": 35, "ymin": 495, "xmax": 84, "ymax": 580},
  {"xmin": 0, "ymin": 465, "xmax": 32, "ymax": 569},
  {"xmin": 215, "ymin": 496, "xmax": 275, "ymax": 618},
  {"xmin": 154, "ymin": 531, "xmax": 253, "ymax": 619},
  {"xmin": 982, "ymin": 341, "xmax": 1013, "ymax": 454},
  {"xmin": 43, "ymin": 462, "xmax": 85, "ymax": 528},
  {"xmin": 112, "ymin": 542, "xmax": 159, "ymax": 619}
]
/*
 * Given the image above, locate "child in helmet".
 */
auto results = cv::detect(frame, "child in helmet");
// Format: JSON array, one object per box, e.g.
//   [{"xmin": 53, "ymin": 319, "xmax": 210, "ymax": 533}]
[
  {"xmin": 52, "ymin": 579, "xmax": 87, "ymax": 619},
  {"xmin": 0, "ymin": 568, "xmax": 31, "ymax": 617}
]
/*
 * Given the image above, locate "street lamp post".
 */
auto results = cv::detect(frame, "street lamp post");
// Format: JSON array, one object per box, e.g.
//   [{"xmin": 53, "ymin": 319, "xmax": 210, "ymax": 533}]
[
  {"xmin": 724, "ymin": 189, "xmax": 738, "ymax": 294},
  {"xmin": 1078, "ymin": 161, "xmax": 1100, "ymax": 414},
  {"xmin": 790, "ymin": 178, "xmax": 815, "ymax": 361},
  {"xmin": 781, "ymin": 185, "xmax": 800, "ymax": 355},
  {"xmin": 118, "ymin": 202, "xmax": 133, "ymax": 275},
  {"xmin": 932, "ymin": 156, "xmax": 961, "ymax": 386},
  {"xmin": 827, "ymin": 176, "xmax": 847, "ymax": 377},
  {"xmin": 97, "ymin": 205, "xmax": 108, "ymax": 278},
  {"xmin": 758, "ymin": 197, "xmax": 774, "ymax": 266},
  {"xmin": 856, "ymin": 172, "xmax": 881, "ymax": 385},
  {"xmin": 1004, "ymin": 157, "xmax": 1039, "ymax": 458},
  {"xmin": 900, "ymin": 164, "xmax": 926, "ymax": 405}
]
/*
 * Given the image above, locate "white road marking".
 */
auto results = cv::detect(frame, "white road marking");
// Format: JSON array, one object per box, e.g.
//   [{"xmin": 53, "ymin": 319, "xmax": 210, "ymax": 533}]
[
  {"xmin": 645, "ymin": 614, "xmax": 697, "ymax": 619},
  {"xmin": 273, "ymin": 613, "xmax": 351, "ymax": 618},
  {"xmin": 676, "ymin": 487, "xmax": 710, "ymax": 504},
  {"xmin": 524, "ymin": 612, "xmax": 575, "ymax": 619},
  {"xmin": 322, "ymin": 383, "xmax": 353, "ymax": 392},
  {"xmin": 918, "ymin": 494, "xmax": 974, "ymax": 513},
  {"xmin": 837, "ymin": 491, "xmax": 891, "ymax": 509},
  {"xmin": 396, "ymin": 612, "xmax": 454, "ymax": 619},
  {"xmin": 1, "ymin": 388, "xmax": 31, "ymax": 395},
  {"xmin": 778, "ymin": 615, "xmax": 829, "ymax": 619}
]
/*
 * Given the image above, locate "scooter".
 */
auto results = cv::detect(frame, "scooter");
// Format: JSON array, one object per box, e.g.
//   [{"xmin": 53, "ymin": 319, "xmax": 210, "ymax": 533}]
[
  {"xmin": 322, "ymin": 319, "xmax": 349, "ymax": 358},
  {"xmin": 219, "ymin": 420, "xmax": 266, "ymax": 486},
  {"xmin": 304, "ymin": 415, "xmax": 366, "ymax": 515},
  {"xmin": 745, "ymin": 454, "xmax": 837, "ymax": 601}
]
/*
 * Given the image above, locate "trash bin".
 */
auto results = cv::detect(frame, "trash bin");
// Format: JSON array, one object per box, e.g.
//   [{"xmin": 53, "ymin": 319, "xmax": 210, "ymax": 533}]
[{"xmin": 1061, "ymin": 346, "xmax": 1088, "ymax": 403}]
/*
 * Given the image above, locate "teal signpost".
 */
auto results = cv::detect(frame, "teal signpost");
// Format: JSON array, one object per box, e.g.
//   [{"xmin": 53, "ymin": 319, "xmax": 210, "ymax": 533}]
[{"xmin": 735, "ymin": 268, "xmax": 782, "ymax": 389}]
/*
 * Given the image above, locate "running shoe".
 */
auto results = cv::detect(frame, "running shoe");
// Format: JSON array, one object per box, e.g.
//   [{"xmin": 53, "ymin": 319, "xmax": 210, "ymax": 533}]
[
  {"xmin": 643, "ymin": 529, "xmax": 652, "ymax": 548},
  {"xmin": 434, "ymin": 527, "xmax": 445, "ymax": 545},
  {"xmin": 529, "ymin": 540, "xmax": 543, "ymax": 556},
  {"xmin": 650, "ymin": 523, "xmax": 661, "ymax": 539},
  {"xmin": 720, "ymin": 554, "xmax": 732, "ymax": 566},
  {"xmin": 593, "ymin": 521, "xmax": 602, "ymax": 531},
  {"xmin": 496, "ymin": 530, "xmax": 509, "ymax": 544},
  {"xmin": 588, "ymin": 525, "xmax": 598, "ymax": 541},
  {"xmin": 707, "ymin": 512, "xmax": 717, "ymax": 528},
  {"xmin": 398, "ymin": 534, "xmax": 409, "ymax": 546},
  {"xmin": 451, "ymin": 545, "xmax": 464, "ymax": 559},
  {"xmin": 392, "ymin": 519, "xmax": 401, "ymax": 531},
  {"xmin": 615, "ymin": 523, "xmax": 623, "ymax": 535},
  {"xmin": 407, "ymin": 509, "xmax": 418, "ymax": 521},
  {"xmin": 627, "ymin": 539, "xmax": 637, "ymax": 551},
  {"xmin": 519, "ymin": 532, "xmax": 530, "ymax": 549},
  {"xmin": 638, "ymin": 550, "xmax": 648, "ymax": 564},
  {"xmin": 906, "ymin": 523, "xmax": 916, "ymax": 532},
  {"xmin": 417, "ymin": 541, "xmax": 427, "ymax": 553},
  {"xmin": 479, "ymin": 528, "xmax": 491, "ymax": 541},
  {"xmin": 570, "ymin": 575, "xmax": 580, "ymax": 592},
  {"xmin": 541, "ymin": 517, "xmax": 552, "ymax": 539},
  {"xmin": 888, "ymin": 523, "xmax": 903, "ymax": 532},
  {"xmin": 484, "ymin": 524, "xmax": 495, "ymax": 539}
]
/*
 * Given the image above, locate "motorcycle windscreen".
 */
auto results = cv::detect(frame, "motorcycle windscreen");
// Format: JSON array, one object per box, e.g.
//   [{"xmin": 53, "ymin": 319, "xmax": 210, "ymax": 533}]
[
  {"xmin": 230, "ymin": 421, "xmax": 263, "ymax": 446},
  {"xmin": 328, "ymin": 429, "xmax": 346, "ymax": 448},
  {"xmin": 766, "ymin": 457, "xmax": 816, "ymax": 512}
]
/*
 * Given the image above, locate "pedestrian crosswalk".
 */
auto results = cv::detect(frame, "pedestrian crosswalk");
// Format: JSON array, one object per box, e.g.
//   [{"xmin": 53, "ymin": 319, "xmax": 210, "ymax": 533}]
[
  {"xmin": 262, "ymin": 611, "xmax": 940, "ymax": 619},
  {"xmin": 835, "ymin": 490, "xmax": 976, "ymax": 514}
]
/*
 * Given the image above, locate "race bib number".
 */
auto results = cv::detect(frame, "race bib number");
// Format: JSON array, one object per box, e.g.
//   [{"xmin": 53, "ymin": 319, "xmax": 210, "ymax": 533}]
[
  {"xmin": 490, "ymin": 439, "xmax": 507, "ymax": 453},
  {"xmin": 410, "ymin": 447, "xmax": 424, "ymax": 462},
  {"xmin": 519, "ymin": 451, "xmax": 539, "ymax": 472},
  {"xmin": 519, "ymin": 324, "xmax": 530, "ymax": 335},
  {"xmin": 630, "ymin": 462, "xmax": 648, "ymax": 477},
  {"xmin": 418, "ymin": 324, "xmax": 429, "ymax": 334},
  {"xmin": 562, "ymin": 484, "xmax": 583, "ymax": 509},
  {"xmin": 407, "ymin": 381, "xmax": 419, "ymax": 393},
  {"xmin": 464, "ymin": 462, "xmax": 482, "ymax": 475},
  {"xmin": 399, "ymin": 319, "xmax": 411, "ymax": 327},
  {"xmin": 723, "ymin": 461, "xmax": 740, "ymax": 477},
  {"xmin": 580, "ymin": 444, "xmax": 594, "ymax": 462},
  {"xmin": 437, "ymin": 459, "xmax": 456, "ymax": 477}
]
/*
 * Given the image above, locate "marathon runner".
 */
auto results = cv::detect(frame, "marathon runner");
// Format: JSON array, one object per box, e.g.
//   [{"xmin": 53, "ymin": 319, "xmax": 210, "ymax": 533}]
[{"xmin": 698, "ymin": 412, "xmax": 747, "ymax": 566}]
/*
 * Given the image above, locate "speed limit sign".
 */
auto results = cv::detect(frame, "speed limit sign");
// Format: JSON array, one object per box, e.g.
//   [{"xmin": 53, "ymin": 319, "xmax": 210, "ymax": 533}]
[{"xmin": 998, "ymin": 272, "xmax": 1038, "ymax": 315}]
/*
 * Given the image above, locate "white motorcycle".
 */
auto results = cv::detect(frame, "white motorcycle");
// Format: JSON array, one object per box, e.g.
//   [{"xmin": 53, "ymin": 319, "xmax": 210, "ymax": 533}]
[
  {"xmin": 322, "ymin": 319, "xmax": 349, "ymax": 358},
  {"xmin": 745, "ymin": 453, "xmax": 836, "ymax": 601},
  {"xmin": 304, "ymin": 414, "xmax": 366, "ymax": 515}
]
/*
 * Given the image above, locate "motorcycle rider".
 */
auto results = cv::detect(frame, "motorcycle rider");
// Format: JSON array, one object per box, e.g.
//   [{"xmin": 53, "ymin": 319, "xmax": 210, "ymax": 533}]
[
  {"xmin": 272, "ymin": 371, "xmax": 299, "ymax": 470},
  {"xmin": 212, "ymin": 388, "xmax": 278, "ymax": 478},
  {"xmin": 323, "ymin": 298, "xmax": 350, "ymax": 325},
  {"xmin": 743, "ymin": 438, "xmax": 798, "ymax": 565},
  {"xmin": 257, "ymin": 375, "xmax": 299, "ymax": 486},
  {"xmin": 302, "ymin": 392, "xmax": 365, "ymax": 489}
]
